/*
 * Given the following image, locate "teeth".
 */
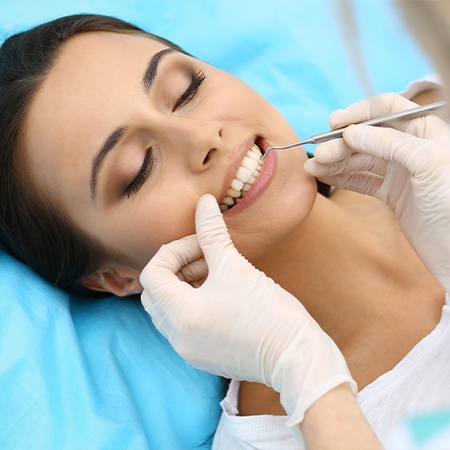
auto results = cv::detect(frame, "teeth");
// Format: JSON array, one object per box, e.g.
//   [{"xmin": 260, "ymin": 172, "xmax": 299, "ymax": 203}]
[
  {"xmin": 221, "ymin": 196, "xmax": 234, "ymax": 206},
  {"xmin": 227, "ymin": 187, "xmax": 241, "ymax": 198},
  {"xmin": 219, "ymin": 143, "xmax": 264, "ymax": 211},
  {"xmin": 235, "ymin": 166, "xmax": 253, "ymax": 183},
  {"xmin": 231, "ymin": 179, "xmax": 244, "ymax": 191},
  {"xmin": 247, "ymin": 151, "xmax": 261, "ymax": 162},
  {"xmin": 242, "ymin": 156, "xmax": 258, "ymax": 171}
]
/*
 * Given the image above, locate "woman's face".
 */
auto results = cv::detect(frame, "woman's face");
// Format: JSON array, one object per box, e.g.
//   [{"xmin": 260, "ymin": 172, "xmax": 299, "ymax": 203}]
[{"xmin": 24, "ymin": 31, "xmax": 317, "ymax": 281}]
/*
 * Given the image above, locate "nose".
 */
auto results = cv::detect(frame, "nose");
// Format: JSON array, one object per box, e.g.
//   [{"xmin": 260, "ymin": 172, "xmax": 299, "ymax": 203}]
[{"xmin": 164, "ymin": 117, "xmax": 224, "ymax": 172}]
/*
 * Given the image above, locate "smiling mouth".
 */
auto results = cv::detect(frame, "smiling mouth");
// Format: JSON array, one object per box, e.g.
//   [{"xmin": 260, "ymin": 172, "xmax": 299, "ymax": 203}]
[{"xmin": 219, "ymin": 143, "xmax": 265, "ymax": 211}]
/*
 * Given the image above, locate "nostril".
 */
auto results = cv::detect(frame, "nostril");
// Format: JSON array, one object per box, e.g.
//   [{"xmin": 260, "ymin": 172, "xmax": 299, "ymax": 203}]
[{"xmin": 203, "ymin": 149, "xmax": 215, "ymax": 165}]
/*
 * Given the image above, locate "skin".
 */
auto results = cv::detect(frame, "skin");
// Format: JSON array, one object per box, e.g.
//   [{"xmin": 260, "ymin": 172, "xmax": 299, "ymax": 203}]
[
  {"xmin": 300, "ymin": 384, "xmax": 381, "ymax": 449},
  {"xmin": 24, "ymin": 32, "xmax": 445, "ymax": 419}
]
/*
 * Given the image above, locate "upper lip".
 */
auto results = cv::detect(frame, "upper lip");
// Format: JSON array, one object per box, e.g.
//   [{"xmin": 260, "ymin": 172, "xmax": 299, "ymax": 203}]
[{"xmin": 218, "ymin": 136, "xmax": 258, "ymax": 204}]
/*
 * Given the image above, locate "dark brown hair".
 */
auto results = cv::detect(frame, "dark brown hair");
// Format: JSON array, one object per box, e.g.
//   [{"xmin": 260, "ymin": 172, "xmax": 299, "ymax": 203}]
[{"xmin": 0, "ymin": 14, "xmax": 186, "ymax": 294}]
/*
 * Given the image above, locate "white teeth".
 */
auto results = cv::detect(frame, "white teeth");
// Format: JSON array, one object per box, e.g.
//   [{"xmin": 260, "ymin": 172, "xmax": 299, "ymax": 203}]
[
  {"xmin": 235, "ymin": 166, "xmax": 253, "ymax": 183},
  {"xmin": 230, "ymin": 179, "xmax": 244, "ymax": 191},
  {"xmin": 242, "ymin": 156, "xmax": 258, "ymax": 172},
  {"xmin": 227, "ymin": 187, "xmax": 241, "ymax": 198},
  {"xmin": 219, "ymin": 143, "xmax": 264, "ymax": 211},
  {"xmin": 248, "ymin": 151, "xmax": 260, "ymax": 161}
]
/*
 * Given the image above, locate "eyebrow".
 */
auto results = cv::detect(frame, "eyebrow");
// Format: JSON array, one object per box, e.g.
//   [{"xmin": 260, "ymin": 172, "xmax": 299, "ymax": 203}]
[
  {"xmin": 142, "ymin": 47, "xmax": 175, "ymax": 92},
  {"xmin": 90, "ymin": 47, "xmax": 175, "ymax": 200}
]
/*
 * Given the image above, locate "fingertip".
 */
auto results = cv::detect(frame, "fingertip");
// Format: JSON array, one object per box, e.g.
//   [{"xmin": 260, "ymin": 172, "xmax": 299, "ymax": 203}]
[
  {"xmin": 313, "ymin": 141, "xmax": 335, "ymax": 163},
  {"xmin": 303, "ymin": 158, "xmax": 315, "ymax": 175},
  {"xmin": 303, "ymin": 158, "xmax": 333, "ymax": 177},
  {"xmin": 314, "ymin": 140, "xmax": 351, "ymax": 164},
  {"xmin": 304, "ymin": 158, "xmax": 327, "ymax": 177},
  {"xmin": 197, "ymin": 193, "xmax": 221, "ymax": 215},
  {"xmin": 196, "ymin": 193, "xmax": 222, "ymax": 220},
  {"xmin": 195, "ymin": 193, "xmax": 228, "ymax": 244},
  {"xmin": 198, "ymin": 193, "xmax": 217, "ymax": 206},
  {"xmin": 329, "ymin": 109, "xmax": 345, "ymax": 129},
  {"xmin": 195, "ymin": 194, "xmax": 233, "ymax": 264}
]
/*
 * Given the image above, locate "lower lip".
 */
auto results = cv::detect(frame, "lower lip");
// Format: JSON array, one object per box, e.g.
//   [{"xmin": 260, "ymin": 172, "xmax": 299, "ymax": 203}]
[{"xmin": 223, "ymin": 149, "xmax": 277, "ymax": 215}]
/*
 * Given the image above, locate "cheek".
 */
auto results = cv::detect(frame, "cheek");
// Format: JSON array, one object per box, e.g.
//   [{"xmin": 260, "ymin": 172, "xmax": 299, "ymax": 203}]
[
  {"xmin": 131, "ymin": 204, "xmax": 197, "ymax": 268},
  {"xmin": 108, "ymin": 188, "xmax": 199, "ymax": 270}
]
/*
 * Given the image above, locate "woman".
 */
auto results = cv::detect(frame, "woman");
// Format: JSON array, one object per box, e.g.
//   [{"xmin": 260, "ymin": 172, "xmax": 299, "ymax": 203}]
[{"xmin": 0, "ymin": 13, "xmax": 448, "ymax": 448}]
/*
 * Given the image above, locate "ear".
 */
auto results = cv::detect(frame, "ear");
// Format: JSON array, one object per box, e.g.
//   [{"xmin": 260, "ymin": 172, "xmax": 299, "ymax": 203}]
[{"xmin": 81, "ymin": 267, "xmax": 143, "ymax": 297}]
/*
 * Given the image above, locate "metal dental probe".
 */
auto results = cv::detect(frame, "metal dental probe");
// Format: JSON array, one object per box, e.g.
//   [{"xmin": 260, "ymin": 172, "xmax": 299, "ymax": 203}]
[{"xmin": 261, "ymin": 100, "xmax": 447, "ymax": 161}]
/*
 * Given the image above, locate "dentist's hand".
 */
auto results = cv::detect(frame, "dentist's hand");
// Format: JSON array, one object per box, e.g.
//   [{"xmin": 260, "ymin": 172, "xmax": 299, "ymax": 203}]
[
  {"xmin": 140, "ymin": 194, "xmax": 356, "ymax": 431},
  {"xmin": 304, "ymin": 93, "xmax": 450, "ymax": 293}
]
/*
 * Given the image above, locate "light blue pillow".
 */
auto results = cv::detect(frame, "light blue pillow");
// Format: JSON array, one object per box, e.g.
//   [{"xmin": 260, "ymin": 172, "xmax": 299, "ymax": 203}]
[
  {"xmin": 0, "ymin": 251, "xmax": 226, "ymax": 449},
  {"xmin": 0, "ymin": 1, "xmax": 433, "ymax": 448}
]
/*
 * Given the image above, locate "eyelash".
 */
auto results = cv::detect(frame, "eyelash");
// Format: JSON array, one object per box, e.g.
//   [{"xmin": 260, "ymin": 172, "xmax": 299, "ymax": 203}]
[
  {"xmin": 125, "ymin": 150, "xmax": 154, "ymax": 198},
  {"xmin": 125, "ymin": 69, "xmax": 206, "ymax": 198},
  {"xmin": 172, "ymin": 69, "xmax": 206, "ymax": 112}
]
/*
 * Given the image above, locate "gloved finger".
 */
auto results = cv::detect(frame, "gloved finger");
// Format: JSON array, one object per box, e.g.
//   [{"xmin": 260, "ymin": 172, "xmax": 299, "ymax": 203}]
[
  {"xmin": 140, "ymin": 238, "xmax": 199, "ymax": 328},
  {"xmin": 313, "ymin": 138, "xmax": 354, "ymax": 164},
  {"xmin": 403, "ymin": 110, "xmax": 450, "ymax": 141},
  {"xmin": 314, "ymin": 171, "xmax": 384, "ymax": 196},
  {"xmin": 343, "ymin": 124, "xmax": 438, "ymax": 177},
  {"xmin": 195, "ymin": 194, "xmax": 237, "ymax": 267},
  {"xmin": 141, "ymin": 290, "xmax": 155, "ymax": 312},
  {"xmin": 176, "ymin": 256, "xmax": 208, "ymax": 286},
  {"xmin": 329, "ymin": 93, "xmax": 417, "ymax": 131},
  {"xmin": 305, "ymin": 153, "xmax": 386, "ymax": 178},
  {"xmin": 140, "ymin": 235, "xmax": 198, "ymax": 299},
  {"xmin": 141, "ymin": 290, "xmax": 173, "ymax": 340}
]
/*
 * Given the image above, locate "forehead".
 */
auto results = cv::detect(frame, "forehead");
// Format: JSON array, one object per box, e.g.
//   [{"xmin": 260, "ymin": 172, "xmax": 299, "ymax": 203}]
[
  {"xmin": 31, "ymin": 31, "xmax": 169, "ymax": 122},
  {"xmin": 55, "ymin": 31, "xmax": 169, "ymax": 79},
  {"xmin": 23, "ymin": 32, "xmax": 168, "ymax": 201},
  {"xmin": 36, "ymin": 31, "xmax": 169, "ymax": 108}
]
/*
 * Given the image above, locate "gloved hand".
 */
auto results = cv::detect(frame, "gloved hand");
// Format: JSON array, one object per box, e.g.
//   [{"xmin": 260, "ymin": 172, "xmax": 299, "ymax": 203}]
[
  {"xmin": 140, "ymin": 194, "xmax": 356, "ymax": 434},
  {"xmin": 304, "ymin": 93, "xmax": 450, "ymax": 293}
]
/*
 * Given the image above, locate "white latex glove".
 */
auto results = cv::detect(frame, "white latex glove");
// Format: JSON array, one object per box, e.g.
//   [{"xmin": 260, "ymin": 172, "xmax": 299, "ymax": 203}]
[
  {"xmin": 140, "ymin": 194, "xmax": 356, "ymax": 434},
  {"xmin": 304, "ymin": 93, "xmax": 450, "ymax": 293}
]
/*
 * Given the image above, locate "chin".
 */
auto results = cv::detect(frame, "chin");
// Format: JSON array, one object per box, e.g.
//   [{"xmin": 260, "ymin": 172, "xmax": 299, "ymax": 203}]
[{"xmin": 225, "ymin": 161, "xmax": 317, "ymax": 261}]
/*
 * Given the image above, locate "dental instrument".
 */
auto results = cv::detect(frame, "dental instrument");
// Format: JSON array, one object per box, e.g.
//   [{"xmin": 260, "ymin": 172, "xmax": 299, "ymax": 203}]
[{"xmin": 262, "ymin": 100, "xmax": 447, "ymax": 160}]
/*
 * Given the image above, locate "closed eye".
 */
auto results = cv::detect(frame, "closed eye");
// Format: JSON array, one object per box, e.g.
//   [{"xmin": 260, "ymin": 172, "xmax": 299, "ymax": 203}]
[
  {"xmin": 125, "ymin": 149, "xmax": 154, "ymax": 198},
  {"xmin": 173, "ymin": 69, "xmax": 206, "ymax": 111}
]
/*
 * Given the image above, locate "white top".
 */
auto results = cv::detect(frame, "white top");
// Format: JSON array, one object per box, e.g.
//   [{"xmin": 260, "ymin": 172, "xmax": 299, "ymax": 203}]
[{"xmin": 213, "ymin": 294, "xmax": 450, "ymax": 449}]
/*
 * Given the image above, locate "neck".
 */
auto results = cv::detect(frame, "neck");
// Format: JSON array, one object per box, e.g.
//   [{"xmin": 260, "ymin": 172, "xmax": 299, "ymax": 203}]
[
  {"xmin": 254, "ymin": 191, "xmax": 444, "ymax": 363},
  {"xmin": 238, "ymin": 190, "xmax": 445, "ymax": 410}
]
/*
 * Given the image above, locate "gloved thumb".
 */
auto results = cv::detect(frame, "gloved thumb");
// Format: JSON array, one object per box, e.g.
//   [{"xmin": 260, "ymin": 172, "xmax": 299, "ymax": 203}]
[{"xmin": 195, "ymin": 194, "xmax": 236, "ymax": 267}]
